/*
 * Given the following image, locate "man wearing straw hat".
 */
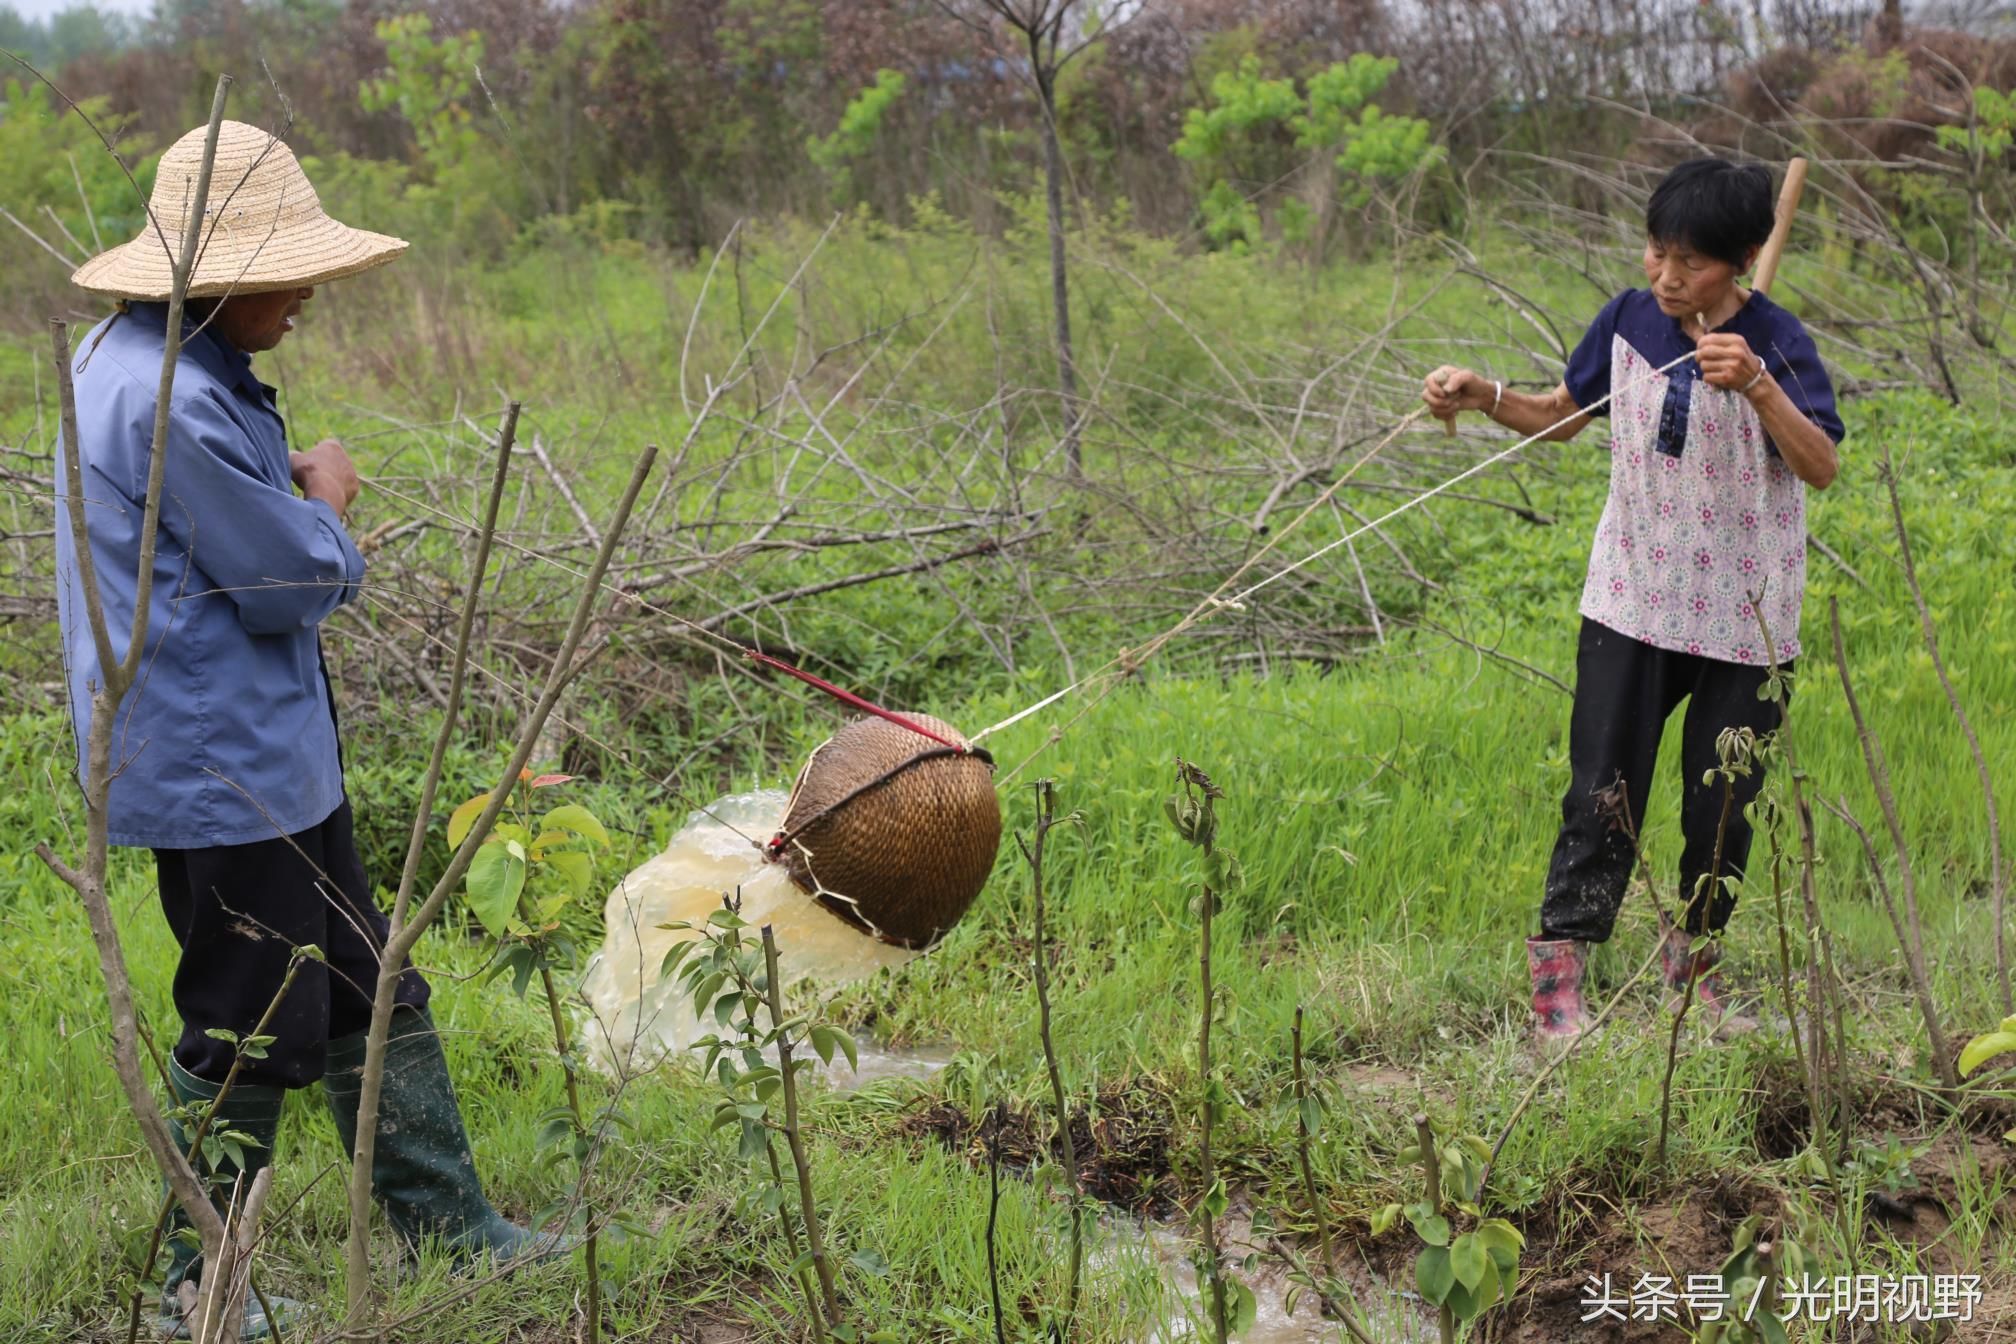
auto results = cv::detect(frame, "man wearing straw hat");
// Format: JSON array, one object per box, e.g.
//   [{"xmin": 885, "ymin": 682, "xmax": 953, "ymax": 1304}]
[{"xmin": 57, "ymin": 121, "xmax": 567, "ymax": 1339}]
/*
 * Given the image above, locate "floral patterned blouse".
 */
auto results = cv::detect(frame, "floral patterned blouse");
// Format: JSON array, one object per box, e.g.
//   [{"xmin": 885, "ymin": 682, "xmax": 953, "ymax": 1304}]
[{"xmin": 1563, "ymin": 289, "xmax": 1845, "ymax": 664}]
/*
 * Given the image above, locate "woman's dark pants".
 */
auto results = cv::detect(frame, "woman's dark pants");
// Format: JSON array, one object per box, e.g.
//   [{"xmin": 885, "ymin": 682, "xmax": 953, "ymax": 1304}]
[
  {"xmin": 1541, "ymin": 617, "xmax": 1787, "ymax": 943},
  {"xmin": 152, "ymin": 798, "xmax": 430, "ymax": 1088}
]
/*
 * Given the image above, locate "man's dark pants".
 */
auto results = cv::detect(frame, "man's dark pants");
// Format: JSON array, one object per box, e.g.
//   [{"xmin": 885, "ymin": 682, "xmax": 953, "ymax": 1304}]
[
  {"xmin": 152, "ymin": 798, "xmax": 429, "ymax": 1088},
  {"xmin": 1541, "ymin": 617, "xmax": 1788, "ymax": 944}
]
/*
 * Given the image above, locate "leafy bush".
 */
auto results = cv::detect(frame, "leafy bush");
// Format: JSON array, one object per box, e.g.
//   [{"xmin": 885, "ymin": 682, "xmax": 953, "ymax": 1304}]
[
  {"xmin": 0, "ymin": 78, "xmax": 155, "ymax": 306},
  {"xmin": 1172, "ymin": 53, "xmax": 1438, "ymax": 257}
]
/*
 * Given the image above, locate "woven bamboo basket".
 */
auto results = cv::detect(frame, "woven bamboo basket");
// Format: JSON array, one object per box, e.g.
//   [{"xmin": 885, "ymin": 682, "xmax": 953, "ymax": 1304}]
[{"xmin": 766, "ymin": 713, "xmax": 1001, "ymax": 950}]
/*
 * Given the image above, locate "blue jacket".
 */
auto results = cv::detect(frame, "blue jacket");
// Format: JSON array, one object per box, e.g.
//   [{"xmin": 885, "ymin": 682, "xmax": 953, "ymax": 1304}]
[{"xmin": 55, "ymin": 303, "xmax": 363, "ymax": 848}]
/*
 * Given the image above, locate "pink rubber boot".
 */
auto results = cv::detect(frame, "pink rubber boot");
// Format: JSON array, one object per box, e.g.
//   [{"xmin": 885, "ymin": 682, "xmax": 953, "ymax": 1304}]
[
  {"xmin": 1526, "ymin": 936, "xmax": 1591, "ymax": 1041},
  {"xmin": 1659, "ymin": 923, "xmax": 1755, "ymax": 1034}
]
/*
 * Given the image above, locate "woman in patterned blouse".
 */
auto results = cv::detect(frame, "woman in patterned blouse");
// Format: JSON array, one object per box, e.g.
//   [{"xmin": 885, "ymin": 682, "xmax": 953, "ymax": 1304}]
[{"xmin": 1422, "ymin": 158, "xmax": 1845, "ymax": 1044}]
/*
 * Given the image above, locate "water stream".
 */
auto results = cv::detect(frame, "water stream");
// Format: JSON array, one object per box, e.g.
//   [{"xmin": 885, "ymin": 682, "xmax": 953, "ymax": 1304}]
[
  {"xmin": 579, "ymin": 790, "xmax": 921, "ymax": 1076},
  {"xmin": 1102, "ymin": 1218, "xmax": 1435, "ymax": 1344},
  {"xmin": 580, "ymin": 796, "xmax": 1430, "ymax": 1341}
]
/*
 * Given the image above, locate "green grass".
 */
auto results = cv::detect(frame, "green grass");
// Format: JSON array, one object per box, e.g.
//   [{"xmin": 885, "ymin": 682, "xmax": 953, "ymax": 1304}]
[{"xmin": 3, "ymin": 223, "xmax": 2014, "ymax": 1341}]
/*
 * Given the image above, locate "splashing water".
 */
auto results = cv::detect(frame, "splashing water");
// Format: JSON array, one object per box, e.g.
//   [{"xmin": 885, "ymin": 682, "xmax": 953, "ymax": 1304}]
[
  {"xmin": 1098, "ymin": 1219, "xmax": 1435, "ymax": 1343},
  {"xmin": 579, "ymin": 790, "xmax": 919, "ymax": 1076}
]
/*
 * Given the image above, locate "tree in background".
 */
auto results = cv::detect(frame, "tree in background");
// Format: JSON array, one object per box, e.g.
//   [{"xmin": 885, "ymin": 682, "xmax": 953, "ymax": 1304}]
[
  {"xmin": 2, "ymin": 0, "xmax": 2012, "ymax": 289},
  {"xmin": 807, "ymin": 68, "xmax": 909, "ymax": 207},
  {"xmin": 940, "ymin": 0, "xmax": 1135, "ymax": 477},
  {"xmin": 1173, "ymin": 52, "xmax": 1439, "ymax": 261}
]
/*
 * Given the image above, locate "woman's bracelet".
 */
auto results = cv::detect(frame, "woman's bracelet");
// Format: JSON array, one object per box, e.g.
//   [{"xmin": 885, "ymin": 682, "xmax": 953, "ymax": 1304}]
[
  {"xmin": 1739, "ymin": 359, "xmax": 1769, "ymax": 395},
  {"xmin": 1491, "ymin": 379, "xmax": 1504, "ymax": 415}
]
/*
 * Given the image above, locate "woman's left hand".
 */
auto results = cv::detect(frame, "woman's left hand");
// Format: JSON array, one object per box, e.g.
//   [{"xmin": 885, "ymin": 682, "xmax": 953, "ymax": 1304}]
[{"xmin": 1695, "ymin": 333, "xmax": 1769, "ymax": 394}]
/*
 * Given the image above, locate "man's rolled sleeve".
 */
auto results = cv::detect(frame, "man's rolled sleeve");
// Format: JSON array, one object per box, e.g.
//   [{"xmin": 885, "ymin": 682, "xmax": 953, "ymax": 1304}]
[{"xmin": 155, "ymin": 391, "xmax": 365, "ymax": 635}]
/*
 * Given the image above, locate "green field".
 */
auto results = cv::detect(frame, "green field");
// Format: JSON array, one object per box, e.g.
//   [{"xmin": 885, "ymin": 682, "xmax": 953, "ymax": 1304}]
[{"xmin": 3, "ymin": 215, "xmax": 2014, "ymax": 1343}]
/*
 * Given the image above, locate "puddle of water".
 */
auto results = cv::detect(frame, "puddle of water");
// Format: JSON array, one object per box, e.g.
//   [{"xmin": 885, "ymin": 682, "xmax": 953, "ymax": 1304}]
[
  {"xmin": 1099, "ymin": 1219, "xmax": 1436, "ymax": 1344},
  {"xmin": 579, "ymin": 791, "xmax": 921, "ymax": 1076},
  {"xmin": 820, "ymin": 1041, "xmax": 957, "ymax": 1090}
]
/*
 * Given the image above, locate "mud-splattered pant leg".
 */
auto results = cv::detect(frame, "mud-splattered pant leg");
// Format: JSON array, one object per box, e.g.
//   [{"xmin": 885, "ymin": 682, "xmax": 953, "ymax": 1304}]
[
  {"xmin": 153, "ymin": 798, "xmax": 430, "ymax": 1088},
  {"xmin": 1540, "ymin": 617, "xmax": 1784, "ymax": 943}
]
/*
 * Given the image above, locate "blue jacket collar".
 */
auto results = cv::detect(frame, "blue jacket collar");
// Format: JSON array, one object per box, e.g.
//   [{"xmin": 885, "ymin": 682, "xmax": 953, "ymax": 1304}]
[{"xmin": 124, "ymin": 301, "xmax": 271, "ymax": 404}]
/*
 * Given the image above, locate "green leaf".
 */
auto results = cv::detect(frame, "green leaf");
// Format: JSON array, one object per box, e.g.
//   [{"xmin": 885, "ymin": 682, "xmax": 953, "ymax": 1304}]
[
  {"xmin": 216, "ymin": 1129, "xmax": 262, "ymax": 1153},
  {"xmin": 1958, "ymin": 1030, "xmax": 2016, "ymax": 1077},
  {"xmin": 707, "ymin": 908, "xmax": 747, "ymax": 930},
  {"xmin": 1370, "ymin": 1202, "xmax": 1403, "ymax": 1236},
  {"xmin": 1409, "ymin": 1211, "xmax": 1450, "ymax": 1247},
  {"xmin": 659, "ymin": 940, "xmax": 697, "ymax": 979},
  {"xmin": 541, "ymin": 803, "xmax": 609, "ymax": 847},
  {"xmin": 465, "ymin": 840, "xmax": 527, "ymax": 938},
  {"xmin": 849, "ymin": 1249, "xmax": 891, "ymax": 1278},
  {"xmin": 809, "ymin": 1025, "xmax": 858, "ymax": 1071},
  {"xmin": 447, "ymin": 792, "xmax": 493, "ymax": 850},
  {"xmin": 1450, "ymin": 1233, "xmax": 1488, "ymax": 1290},
  {"xmin": 1414, "ymin": 1244, "xmax": 1454, "ymax": 1305},
  {"xmin": 544, "ymin": 850, "xmax": 588, "ymax": 902},
  {"xmin": 1228, "ymin": 1278, "xmax": 1257, "ymax": 1333},
  {"xmin": 204, "ymin": 1028, "xmax": 239, "ymax": 1045},
  {"xmin": 1443, "ymin": 1259, "xmax": 1500, "ymax": 1319},
  {"xmin": 690, "ymin": 970, "xmax": 727, "ymax": 1017}
]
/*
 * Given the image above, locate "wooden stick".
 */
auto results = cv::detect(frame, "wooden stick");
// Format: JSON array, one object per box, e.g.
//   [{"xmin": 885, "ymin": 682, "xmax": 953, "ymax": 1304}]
[{"xmin": 1752, "ymin": 157, "xmax": 1808, "ymax": 296}]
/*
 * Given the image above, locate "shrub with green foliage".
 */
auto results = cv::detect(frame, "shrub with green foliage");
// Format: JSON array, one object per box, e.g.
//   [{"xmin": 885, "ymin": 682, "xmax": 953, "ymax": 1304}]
[
  {"xmin": 1172, "ymin": 53, "xmax": 1439, "ymax": 257},
  {"xmin": 807, "ymin": 68, "xmax": 907, "ymax": 208},
  {"xmin": 0, "ymin": 78, "xmax": 155, "ymax": 306},
  {"xmin": 339, "ymin": 13, "xmax": 521, "ymax": 254}
]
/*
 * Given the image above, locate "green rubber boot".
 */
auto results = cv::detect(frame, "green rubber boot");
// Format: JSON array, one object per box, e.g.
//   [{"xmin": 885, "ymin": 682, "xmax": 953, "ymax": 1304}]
[
  {"xmin": 156, "ymin": 1058, "xmax": 314, "ymax": 1341},
  {"xmin": 323, "ymin": 1005, "xmax": 574, "ymax": 1269}
]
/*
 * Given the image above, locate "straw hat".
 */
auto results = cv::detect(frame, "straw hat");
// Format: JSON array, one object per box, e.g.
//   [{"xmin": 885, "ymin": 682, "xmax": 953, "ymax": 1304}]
[
  {"xmin": 72, "ymin": 120, "xmax": 406, "ymax": 301},
  {"xmin": 768, "ymin": 713, "xmax": 1001, "ymax": 951}
]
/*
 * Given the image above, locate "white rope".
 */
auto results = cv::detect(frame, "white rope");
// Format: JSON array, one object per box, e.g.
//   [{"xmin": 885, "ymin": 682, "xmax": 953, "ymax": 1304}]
[
  {"xmin": 973, "ymin": 680, "xmax": 1080, "ymax": 743},
  {"xmin": 1225, "ymin": 347, "xmax": 1696, "ymax": 608},
  {"xmin": 973, "ymin": 344, "xmax": 1700, "ymax": 746}
]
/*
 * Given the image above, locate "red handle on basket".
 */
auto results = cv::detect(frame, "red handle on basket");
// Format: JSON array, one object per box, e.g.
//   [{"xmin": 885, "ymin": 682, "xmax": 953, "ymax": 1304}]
[{"xmin": 744, "ymin": 649, "xmax": 970, "ymax": 753}]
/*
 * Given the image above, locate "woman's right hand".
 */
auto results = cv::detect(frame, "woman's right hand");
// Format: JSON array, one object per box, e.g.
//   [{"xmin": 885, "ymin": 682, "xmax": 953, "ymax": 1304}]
[{"xmin": 1421, "ymin": 365, "xmax": 1495, "ymax": 421}]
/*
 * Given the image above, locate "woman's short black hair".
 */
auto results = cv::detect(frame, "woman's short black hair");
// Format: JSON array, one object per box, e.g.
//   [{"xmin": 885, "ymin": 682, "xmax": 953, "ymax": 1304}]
[{"xmin": 1645, "ymin": 158, "xmax": 1775, "ymax": 267}]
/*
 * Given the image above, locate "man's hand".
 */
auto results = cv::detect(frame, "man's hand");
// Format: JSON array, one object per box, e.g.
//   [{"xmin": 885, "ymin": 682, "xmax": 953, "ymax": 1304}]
[
  {"xmin": 1695, "ymin": 333, "xmax": 1769, "ymax": 395},
  {"xmin": 290, "ymin": 438, "xmax": 361, "ymax": 517},
  {"xmin": 1421, "ymin": 365, "xmax": 1495, "ymax": 419}
]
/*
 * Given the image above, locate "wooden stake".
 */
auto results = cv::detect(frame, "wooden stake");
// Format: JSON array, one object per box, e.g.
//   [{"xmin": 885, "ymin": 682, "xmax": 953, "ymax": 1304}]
[{"xmin": 1752, "ymin": 157, "xmax": 1808, "ymax": 296}]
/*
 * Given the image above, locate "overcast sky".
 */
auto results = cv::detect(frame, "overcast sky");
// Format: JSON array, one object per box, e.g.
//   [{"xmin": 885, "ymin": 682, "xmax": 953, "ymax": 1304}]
[{"xmin": 9, "ymin": 0, "xmax": 153, "ymax": 20}]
